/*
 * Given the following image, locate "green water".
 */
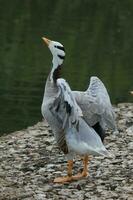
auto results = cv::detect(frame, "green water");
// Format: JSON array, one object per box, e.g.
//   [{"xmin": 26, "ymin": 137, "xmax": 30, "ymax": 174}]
[{"xmin": 0, "ymin": 0, "xmax": 133, "ymax": 134}]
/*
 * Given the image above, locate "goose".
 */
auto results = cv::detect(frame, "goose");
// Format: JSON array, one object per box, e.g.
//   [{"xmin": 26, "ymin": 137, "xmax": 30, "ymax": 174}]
[{"xmin": 41, "ymin": 37, "xmax": 116, "ymax": 183}]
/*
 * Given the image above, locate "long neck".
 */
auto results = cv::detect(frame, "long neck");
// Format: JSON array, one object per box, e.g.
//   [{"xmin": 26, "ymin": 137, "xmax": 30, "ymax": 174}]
[
  {"xmin": 44, "ymin": 67, "xmax": 60, "ymax": 99},
  {"xmin": 52, "ymin": 65, "xmax": 61, "ymax": 82},
  {"xmin": 43, "ymin": 58, "xmax": 62, "ymax": 99},
  {"xmin": 50, "ymin": 57, "xmax": 62, "ymax": 83}
]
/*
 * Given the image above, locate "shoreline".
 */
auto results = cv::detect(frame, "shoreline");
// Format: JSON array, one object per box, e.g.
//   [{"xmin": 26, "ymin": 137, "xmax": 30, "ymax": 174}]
[{"xmin": 0, "ymin": 103, "xmax": 133, "ymax": 199}]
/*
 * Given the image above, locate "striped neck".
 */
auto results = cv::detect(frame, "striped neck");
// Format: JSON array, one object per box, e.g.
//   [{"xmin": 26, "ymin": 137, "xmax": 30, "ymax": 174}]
[
  {"xmin": 50, "ymin": 65, "xmax": 62, "ymax": 83},
  {"xmin": 50, "ymin": 54, "xmax": 64, "ymax": 83}
]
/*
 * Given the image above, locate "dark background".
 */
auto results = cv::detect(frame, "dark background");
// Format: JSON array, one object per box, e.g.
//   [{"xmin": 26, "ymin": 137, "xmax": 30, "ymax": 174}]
[{"xmin": 0, "ymin": 0, "xmax": 133, "ymax": 134}]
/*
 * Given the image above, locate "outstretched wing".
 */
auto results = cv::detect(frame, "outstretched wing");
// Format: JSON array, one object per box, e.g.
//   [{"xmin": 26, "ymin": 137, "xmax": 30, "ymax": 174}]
[
  {"xmin": 50, "ymin": 78, "xmax": 109, "ymax": 156},
  {"xmin": 73, "ymin": 76, "xmax": 116, "ymax": 130}
]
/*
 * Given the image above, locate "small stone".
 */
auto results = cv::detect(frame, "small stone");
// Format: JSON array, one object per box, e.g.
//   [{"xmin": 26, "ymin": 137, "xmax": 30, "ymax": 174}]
[
  {"xmin": 128, "ymin": 142, "xmax": 133, "ymax": 150},
  {"xmin": 34, "ymin": 194, "xmax": 46, "ymax": 200},
  {"xmin": 47, "ymin": 164, "xmax": 55, "ymax": 169},
  {"xmin": 38, "ymin": 168, "xmax": 46, "ymax": 175},
  {"xmin": 43, "ymin": 185, "xmax": 52, "ymax": 192},
  {"xmin": 76, "ymin": 184, "xmax": 82, "ymax": 190},
  {"xmin": 126, "ymin": 123, "xmax": 133, "ymax": 130},
  {"xmin": 18, "ymin": 192, "xmax": 34, "ymax": 199},
  {"xmin": 46, "ymin": 145, "xmax": 53, "ymax": 151}
]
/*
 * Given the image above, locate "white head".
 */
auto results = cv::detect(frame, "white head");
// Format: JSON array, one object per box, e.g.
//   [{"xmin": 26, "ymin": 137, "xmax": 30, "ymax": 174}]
[{"xmin": 42, "ymin": 37, "xmax": 65, "ymax": 69}]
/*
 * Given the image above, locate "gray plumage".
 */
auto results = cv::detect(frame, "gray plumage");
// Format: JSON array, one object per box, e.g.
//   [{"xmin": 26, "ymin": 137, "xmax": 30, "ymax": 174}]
[
  {"xmin": 73, "ymin": 76, "xmax": 116, "ymax": 131},
  {"xmin": 42, "ymin": 77, "xmax": 109, "ymax": 157},
  {"xmin": 41, "ymin": 38, "xmax": 116, "ymax": 159}
]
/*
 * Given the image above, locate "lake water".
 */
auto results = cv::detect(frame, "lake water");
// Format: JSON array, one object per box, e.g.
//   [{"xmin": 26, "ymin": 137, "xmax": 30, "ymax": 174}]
[{"xmin": 0, "ymin": 0, "xmax": 133, "ymax": 134}]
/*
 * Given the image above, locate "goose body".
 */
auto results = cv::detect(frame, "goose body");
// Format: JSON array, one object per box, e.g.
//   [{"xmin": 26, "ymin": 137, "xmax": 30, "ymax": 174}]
[{"xmin": 41, "ymin": 37, "xmax": 116, "ymax": 183}]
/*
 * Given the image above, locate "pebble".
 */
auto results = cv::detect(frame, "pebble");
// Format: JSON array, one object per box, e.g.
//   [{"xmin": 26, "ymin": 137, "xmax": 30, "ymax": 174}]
[{"xmin": 0, "ymin": 103, "xmax": 133, "ymax": 199}]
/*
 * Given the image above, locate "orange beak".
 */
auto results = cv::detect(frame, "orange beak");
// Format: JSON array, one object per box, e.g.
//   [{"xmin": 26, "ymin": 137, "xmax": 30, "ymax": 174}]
[{"xmin": 42, "ymin": 37, "xmax": 51, "ymax": 46}]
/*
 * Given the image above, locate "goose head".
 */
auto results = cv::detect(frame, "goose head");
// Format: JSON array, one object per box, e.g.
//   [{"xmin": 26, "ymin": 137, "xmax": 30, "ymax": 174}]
[{"xmin": 42, "ymin": 37, "xmax": 65, "ymax": 68}]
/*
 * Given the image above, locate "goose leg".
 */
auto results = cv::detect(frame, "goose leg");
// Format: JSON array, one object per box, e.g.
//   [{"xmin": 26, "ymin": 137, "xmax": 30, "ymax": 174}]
[
  {"xmin": 54, "ymin": 160, "xmax": 73, "ymax": 183},
  {"xmin": 82, "ymin": 155, "xmax": 89, "ymax": 177},
  {"xmin": 54, "ymin": 156, "xmax": 89, "ymax": 183},
  {"xmin": 72, "ymin": 155, "xmax": 89, "ymax": 180}
]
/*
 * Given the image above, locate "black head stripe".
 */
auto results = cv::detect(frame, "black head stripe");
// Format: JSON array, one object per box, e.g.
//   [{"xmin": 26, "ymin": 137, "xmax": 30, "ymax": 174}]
[
  {"xmin": 57, "ymin": 46, "xmax": 65, "ymax": 51},
  {"xmin": 55, "ymin": 45, "xmax": 65, "ymax": 52},
  {"xmin": 58, "ymin": 55, "xmax": 65, "ymax": 59}
]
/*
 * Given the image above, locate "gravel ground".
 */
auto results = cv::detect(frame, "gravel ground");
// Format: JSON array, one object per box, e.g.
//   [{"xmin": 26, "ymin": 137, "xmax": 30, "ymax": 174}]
[{"xmin": 0, "ymin": 103, "xmax": 133, "ymax": 200}]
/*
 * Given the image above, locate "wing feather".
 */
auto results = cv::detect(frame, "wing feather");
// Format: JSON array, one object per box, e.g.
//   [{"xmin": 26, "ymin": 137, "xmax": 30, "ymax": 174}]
[
  {"xmin": 56, "ymin": 78, "xmax": 83, "ymax": 129},
  {"xmin": 73, "ymin": 76, "xmax": 116, "ymax": 130},
  {"xmin": 46, "ymin": 78, "xmax": 82, "ymax": 153}
]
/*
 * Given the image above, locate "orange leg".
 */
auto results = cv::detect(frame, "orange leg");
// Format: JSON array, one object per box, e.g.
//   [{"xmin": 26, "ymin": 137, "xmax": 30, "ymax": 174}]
[
  {"xmin": 53, "ymin": 156, "xmax": 89, "ymax": 183},
  {"xmin": 54, "ymin": 160, "xmax": 73, "ymax": 183},
  {"xmin": 72, "ymin": 155, "xmax": 89, "ymax": 180},
  {"xmin": 82, "ymin": 155, "xmax": 89, "ymax": 177}
]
